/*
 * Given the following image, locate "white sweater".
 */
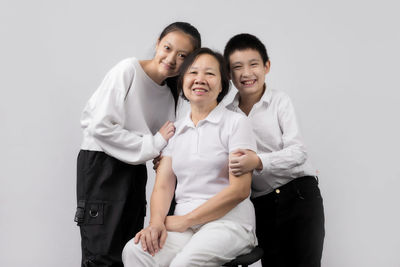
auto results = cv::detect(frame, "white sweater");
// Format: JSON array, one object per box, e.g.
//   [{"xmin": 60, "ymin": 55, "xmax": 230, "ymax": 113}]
[{"xmin": 80, "ymin": 58, "xmax": 175, "ymax": 165}]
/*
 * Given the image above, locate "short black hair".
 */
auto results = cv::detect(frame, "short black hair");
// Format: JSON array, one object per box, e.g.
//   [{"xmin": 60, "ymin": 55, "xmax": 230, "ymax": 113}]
[
  {"xmin": 177, "ymin": 48, "xmax": 230, "ymax": 103},
  {"xmin": 223, "ymin": 33, "xmax": 269, "ymax": 71}
]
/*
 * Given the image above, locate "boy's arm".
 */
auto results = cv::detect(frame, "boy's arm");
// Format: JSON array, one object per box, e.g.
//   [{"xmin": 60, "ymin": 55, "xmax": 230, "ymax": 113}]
[
  {"xmin": 230, "ymin": 95, "xmax": 308, "ymax": 177},
  {"xmin": 256, "ymin": 95, "xmax": 308, "ymax": 175}
]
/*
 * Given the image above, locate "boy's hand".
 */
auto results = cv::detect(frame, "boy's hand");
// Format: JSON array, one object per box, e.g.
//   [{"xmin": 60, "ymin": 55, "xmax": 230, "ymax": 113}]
[{"xmin": 229, "ymin": 149, "xmax": 262, "ymax": 176}]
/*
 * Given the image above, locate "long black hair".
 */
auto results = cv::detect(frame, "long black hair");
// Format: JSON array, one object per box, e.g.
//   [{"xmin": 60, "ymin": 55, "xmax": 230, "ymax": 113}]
[{"xmin": 159, "ymin": 22, "xmax": 202, "ymax": 105}]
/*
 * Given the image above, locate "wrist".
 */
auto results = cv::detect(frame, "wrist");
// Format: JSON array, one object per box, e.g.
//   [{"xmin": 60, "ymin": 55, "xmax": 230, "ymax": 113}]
[
  {"xmin": 184, "ymin": 213, "xmax": 195, "ymax": 228},
  {"xmin": 149, "ymin": 216, "xmax": 165, "ymax": 226}
]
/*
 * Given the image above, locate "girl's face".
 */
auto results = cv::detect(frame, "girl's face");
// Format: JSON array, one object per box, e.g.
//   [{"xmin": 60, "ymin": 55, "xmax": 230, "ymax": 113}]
[
  {"xmin": 183, "ymin": 54, "xmax": 222, "ymax": 106},
  {"xmin": 154, "ymin": 31, "xmax": 195, "ymax": 78}
]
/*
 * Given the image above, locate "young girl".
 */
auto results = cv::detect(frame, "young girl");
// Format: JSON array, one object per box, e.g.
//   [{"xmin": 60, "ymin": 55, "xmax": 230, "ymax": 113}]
[{"xmin": 74, "ymin": 22, "xmax": 201, "ymax": 267}]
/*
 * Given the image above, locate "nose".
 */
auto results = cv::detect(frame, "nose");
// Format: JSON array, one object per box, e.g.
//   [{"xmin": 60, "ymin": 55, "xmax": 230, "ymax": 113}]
[
  {"xmin": 194, "ymin": 73, "xmax": 206, "ymax": 84},
  {"xmin": 166, "ymin": 52, "xmax": 176, "ymax": 66},
  {"xmin": 242, "ymin": 65, "xmax": 251, "ymax": 77}
]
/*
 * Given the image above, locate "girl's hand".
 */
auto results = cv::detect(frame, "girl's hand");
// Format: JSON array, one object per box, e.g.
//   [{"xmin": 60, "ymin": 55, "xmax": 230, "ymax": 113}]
[
  {"xmin": 133, "ymin": 222, "xmax": 167, "ymax": 256},
  {"xmin": 165, "ymin": 215, "xmax": 190, "ymax": 233},
  {"xmin": 152, "ymin": 155, "xmax": 162, "ymax": 172},
  {"xmin": 158, "ymin": 121, "xmax": 175, "ymax": 141},
  {"xmin": 229, "ymin": 149, "xmax": 262, "ymax": 176}
]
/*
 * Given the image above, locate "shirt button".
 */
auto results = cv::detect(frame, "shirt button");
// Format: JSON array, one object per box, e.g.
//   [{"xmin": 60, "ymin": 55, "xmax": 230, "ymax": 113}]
[{"xmin": 275, "ymin": 189, "xmax": 280, "ymax": 194}]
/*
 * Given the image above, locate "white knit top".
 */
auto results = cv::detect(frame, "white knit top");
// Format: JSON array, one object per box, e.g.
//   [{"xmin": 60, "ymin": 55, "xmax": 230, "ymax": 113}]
[{"xmin": 80, "ymin": 58, "xmax": 175, "ymax": 164}]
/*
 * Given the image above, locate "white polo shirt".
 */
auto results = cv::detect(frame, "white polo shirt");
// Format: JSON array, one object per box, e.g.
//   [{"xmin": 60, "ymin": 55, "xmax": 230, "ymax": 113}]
[{"xmin": 163, "ymin": 103, "xmax": 257, "ymax": 230}]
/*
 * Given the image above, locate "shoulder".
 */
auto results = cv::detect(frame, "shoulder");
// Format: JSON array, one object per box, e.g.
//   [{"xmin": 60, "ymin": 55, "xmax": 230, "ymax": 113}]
[
  {"xmin": 107, "ymin": 57, "xmax": 137, "ymax": 77},
  {"xmin": 221, "ymin": 107, "xmax": 250, "ymax": 128},
  {"xmin": 269, "ymin": 89, "xmax": 294, "ymax": 109},
  {"xmin": 271, "ymin": 89, "xmax": 291, "ymax": 101},
  {"xmin": 223, "ymin": 107, "xmax": 246, "ymax": 120}
]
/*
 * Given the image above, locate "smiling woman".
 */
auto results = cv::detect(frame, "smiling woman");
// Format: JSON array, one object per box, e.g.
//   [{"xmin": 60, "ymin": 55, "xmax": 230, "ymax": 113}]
[{"xmin": 122, "ymin": 48, "xmax": 259, "ymax": 267}]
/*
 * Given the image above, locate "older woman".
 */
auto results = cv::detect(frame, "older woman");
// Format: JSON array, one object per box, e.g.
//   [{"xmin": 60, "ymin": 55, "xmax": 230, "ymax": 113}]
[{"xmin": 122, "ymin": 48, "xmax": 257, "ymax": 267}]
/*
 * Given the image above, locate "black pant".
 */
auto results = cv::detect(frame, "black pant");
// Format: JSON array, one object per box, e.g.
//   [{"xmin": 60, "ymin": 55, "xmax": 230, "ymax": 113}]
[
  {"xmin": 75, "ymin": 150, "xmax": 147, "ymax": 267},
  {"xmin": 251, "ymin": 176, "xmax": 325, "ymax": 267}
]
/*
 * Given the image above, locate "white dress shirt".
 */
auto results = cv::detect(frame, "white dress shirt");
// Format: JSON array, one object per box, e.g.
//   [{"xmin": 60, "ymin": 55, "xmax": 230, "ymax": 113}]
[
  {"xmin": 226, "ymin": 88, "xmax": 316, "ymax": 198},
  {"xmin": 80, "ymin": 58, "xmax": 175, "ymax": 164},
  {"xmin": 163, "ymin": 103, "xmax": 257, "ymax": 231}
]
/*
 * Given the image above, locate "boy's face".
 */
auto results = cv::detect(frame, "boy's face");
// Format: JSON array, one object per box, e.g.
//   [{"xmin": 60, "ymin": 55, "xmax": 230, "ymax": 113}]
[{"xmin": 229, "ymin": 49, "xmax": 270, "ymax": 96}]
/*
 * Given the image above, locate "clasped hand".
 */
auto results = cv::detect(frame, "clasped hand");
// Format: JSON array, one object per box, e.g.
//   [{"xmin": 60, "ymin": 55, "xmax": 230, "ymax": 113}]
[
  {"xmin": 134, "ymin": 222, "xmax": 167, "ymax": 256},
  {"xmin": 134, "ymin": 215, "xmax": 190, "ymax": 256},
  {"xmin": 229, "ymin": 149, "xmax": 262, "ymax": 176}
]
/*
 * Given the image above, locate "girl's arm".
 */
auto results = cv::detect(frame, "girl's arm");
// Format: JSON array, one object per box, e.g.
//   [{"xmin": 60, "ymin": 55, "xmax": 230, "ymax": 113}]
[
  {"xmin": 86, "ymin": 59, "xmax": 174, "ymax": 164},
  {"xmin": 133, "ymin": 156, "xmax": 176, "ymax": 255}
]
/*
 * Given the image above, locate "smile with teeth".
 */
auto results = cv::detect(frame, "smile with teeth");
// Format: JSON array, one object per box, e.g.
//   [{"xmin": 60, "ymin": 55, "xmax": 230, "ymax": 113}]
[
  {"xmin": 241, "ymin": 79, "xmax": 256, "ymax": 86},
  {"xmin": 193, "ymin": 88, "xmax": 208, "ymax": 92}
]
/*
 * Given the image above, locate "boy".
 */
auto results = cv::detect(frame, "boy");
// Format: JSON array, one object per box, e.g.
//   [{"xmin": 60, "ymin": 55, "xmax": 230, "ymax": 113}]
[{"xmin": 224, "ymin": 34, "xmax": 325, "ymax": 267}]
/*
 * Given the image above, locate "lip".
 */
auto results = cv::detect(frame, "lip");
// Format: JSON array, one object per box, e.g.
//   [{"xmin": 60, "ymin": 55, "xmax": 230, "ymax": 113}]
[
  {"xmin": 192, "ymin": 87, "xmax": 208, "ymax": 95},
  {"xmin": 161, "ymin": 61, "xmax": 174, "ymax": 71},
  {"xmin": 240, "ymin": 79, "xmax": 257, "ymax": 87}
]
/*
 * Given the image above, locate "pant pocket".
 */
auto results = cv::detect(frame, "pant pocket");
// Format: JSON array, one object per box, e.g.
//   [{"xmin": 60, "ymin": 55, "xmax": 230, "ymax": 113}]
[{"xmin": 74, "ymin": 201, "xmax": 104, "ymax": 226}]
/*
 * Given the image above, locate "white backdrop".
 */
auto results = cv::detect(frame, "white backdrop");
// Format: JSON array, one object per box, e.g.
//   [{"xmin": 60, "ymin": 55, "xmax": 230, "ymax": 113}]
[{"xmin": 1, "ymin": 0, "xmax": 399, "ymax": 266}]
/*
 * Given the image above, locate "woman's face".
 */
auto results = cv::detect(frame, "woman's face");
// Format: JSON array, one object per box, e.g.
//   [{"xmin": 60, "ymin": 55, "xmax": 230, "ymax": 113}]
[
  {"xmin": 183, "ymin": 54, "xmax": 222, "ymax": 106},
  {"xmin": 154, "ymin": 31, "xmax": 195, "ymax": 78}
]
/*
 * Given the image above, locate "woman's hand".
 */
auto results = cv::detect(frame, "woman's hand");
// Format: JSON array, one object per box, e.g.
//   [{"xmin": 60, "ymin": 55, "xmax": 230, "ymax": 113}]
[
  {"xmin": 158, "ymin": 121, "xmax": 175, "ymax": 141},
  {"xmin": 165, "ymin": 215, "xmax": 191, "ymax": 233},
  {"xmin": 229, "ymin": 149, "xmax": 262, "ymax": 176},
  {"xmin": 133, "ymin": 222, "xmax": 167, "ymax": 256}
]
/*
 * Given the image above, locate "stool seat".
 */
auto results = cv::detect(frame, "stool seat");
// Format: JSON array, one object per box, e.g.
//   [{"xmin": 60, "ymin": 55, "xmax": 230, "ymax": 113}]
[{"xmin": 223, "ymin": 246, "xmax": 263, "ymax": 267}]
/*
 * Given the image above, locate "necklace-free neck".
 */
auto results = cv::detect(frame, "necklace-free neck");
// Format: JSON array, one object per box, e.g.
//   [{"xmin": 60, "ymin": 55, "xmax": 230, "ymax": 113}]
[
  {"xmin": 239, "ymin": 85, "xmax": 266, "ymax": 115},
  {"xmin": 190, "ymin": 102, "xmax": 218, "ymax": 126}
]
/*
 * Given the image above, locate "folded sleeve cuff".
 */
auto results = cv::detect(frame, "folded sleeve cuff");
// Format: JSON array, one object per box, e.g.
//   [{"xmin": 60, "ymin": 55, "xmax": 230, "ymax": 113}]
[
  {"xmin": 154, "ymin": 132, "xmax": 168, "ymax": 152},
  {"xmin": 253, "ymin": 153, "xmax": 272, "ymax": 175}
]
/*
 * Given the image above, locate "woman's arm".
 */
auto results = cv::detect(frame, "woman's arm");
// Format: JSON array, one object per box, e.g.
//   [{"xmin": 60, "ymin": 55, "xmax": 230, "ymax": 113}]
[
  {"xmin": 165, "ymin": 151, "xmax": 251, "ymax": 232},
  {"xmin": 133, "ymin": 156, "xmax": 176, "ymax": 255}
]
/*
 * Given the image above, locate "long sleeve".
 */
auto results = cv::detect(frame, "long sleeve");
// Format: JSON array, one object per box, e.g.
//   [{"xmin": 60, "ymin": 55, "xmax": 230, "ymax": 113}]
[
  {"xmin": 82, "ymin": 59, "xmax": 167, "ymax": 165},
  {"xmin": 255, "ymin": 95, "xmax": 307, "ymax": 177}
]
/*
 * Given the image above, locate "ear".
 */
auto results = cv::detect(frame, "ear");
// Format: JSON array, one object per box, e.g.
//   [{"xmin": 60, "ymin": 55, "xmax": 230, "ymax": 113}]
[{"xmin": 264, "ymin": 60, "xmax": 271, "ymax": 74}]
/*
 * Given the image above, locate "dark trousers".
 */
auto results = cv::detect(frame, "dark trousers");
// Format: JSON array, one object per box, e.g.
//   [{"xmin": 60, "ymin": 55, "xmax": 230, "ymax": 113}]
[
  {"xmin": 75, "ymin": 150, "xmax": 147, "ymax": 267},
  {"xmin": 251, "ymin": 176, "xmax": 325, "ymax": 267}
]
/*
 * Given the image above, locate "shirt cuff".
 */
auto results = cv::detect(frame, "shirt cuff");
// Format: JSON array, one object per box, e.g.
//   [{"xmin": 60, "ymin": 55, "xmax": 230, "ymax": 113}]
[
  {"xmin": 154, "ymin": 132, "xmax": 168, "ymax": 152},
  {"xmin": 253, "ymin": 153, "xmax": 272, "ymax": 175}
]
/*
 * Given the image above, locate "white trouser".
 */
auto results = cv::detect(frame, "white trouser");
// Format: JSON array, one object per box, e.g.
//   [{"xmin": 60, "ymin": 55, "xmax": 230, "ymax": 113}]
[{"xmin": 122, "ymin": 219, "xmax": 256, "ymax": 267}]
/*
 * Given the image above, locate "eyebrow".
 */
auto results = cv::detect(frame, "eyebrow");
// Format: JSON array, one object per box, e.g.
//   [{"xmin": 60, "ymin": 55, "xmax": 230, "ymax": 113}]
[
  {"xmin": 231, "ymin": 58, "xmax": 261, "ymax": 65},
  {"xmin": 164, "ymin": 41, "xmax": 189, "ymax": 53},
  {"xmin": 189, "ymin": 66, "xmax": 217, "ymax": 71}
]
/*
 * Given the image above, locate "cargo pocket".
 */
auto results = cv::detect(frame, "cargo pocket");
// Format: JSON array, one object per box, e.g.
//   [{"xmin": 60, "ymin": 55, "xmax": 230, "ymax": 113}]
[{"xmin": 74, "ymin": 200, "xmax": 104, "ymax": 225}]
